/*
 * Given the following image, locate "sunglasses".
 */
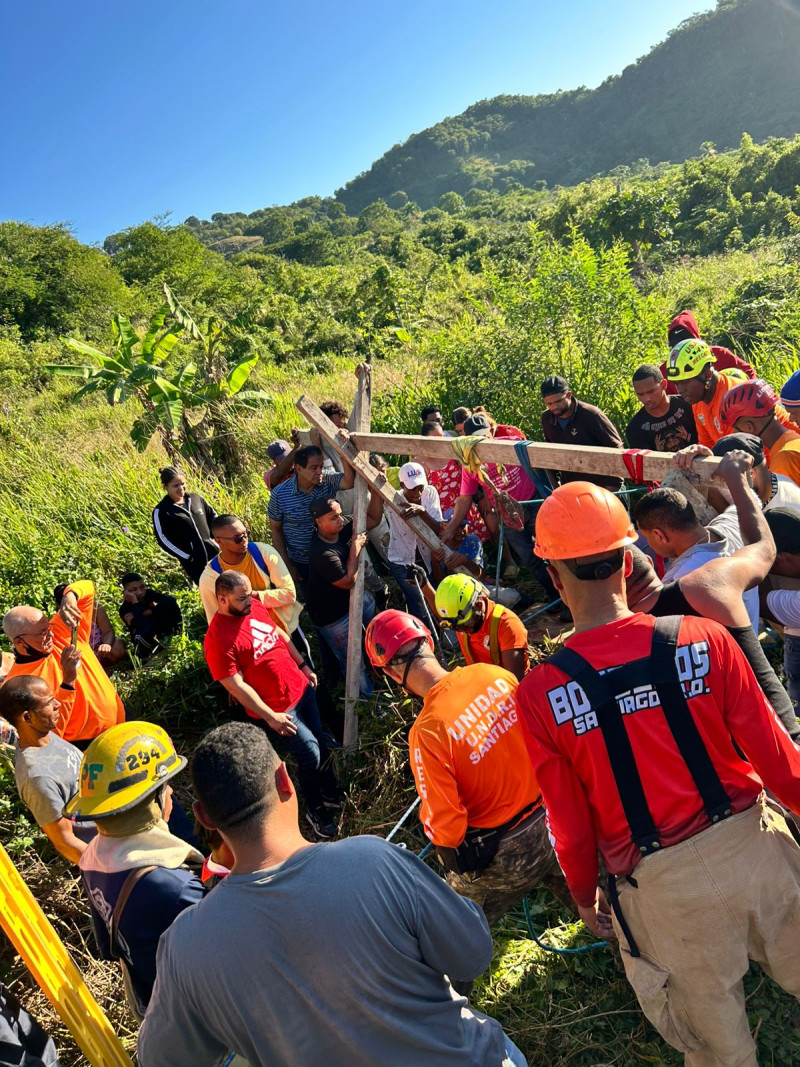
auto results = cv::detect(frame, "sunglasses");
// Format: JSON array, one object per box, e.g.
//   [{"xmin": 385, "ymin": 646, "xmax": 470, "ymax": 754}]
[{"xmin": 217, "ymin": 532, "xmax": 248, "ymax": 544}]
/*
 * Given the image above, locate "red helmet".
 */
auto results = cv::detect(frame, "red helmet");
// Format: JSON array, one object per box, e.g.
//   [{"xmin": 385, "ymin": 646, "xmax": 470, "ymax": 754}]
[
  {"xmin": 720, "ymin": 379, "xmax": 779, "ymax": 429},
  {"xmin": 365, "ymin": 609, "xmax": 433, "ymax": 669}
]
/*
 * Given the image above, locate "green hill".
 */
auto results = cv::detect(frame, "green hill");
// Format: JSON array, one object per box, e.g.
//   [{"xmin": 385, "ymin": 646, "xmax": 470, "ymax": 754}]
[{"xmin": 335, "ymin": 0, "xmax": 800, "ymax": 213}]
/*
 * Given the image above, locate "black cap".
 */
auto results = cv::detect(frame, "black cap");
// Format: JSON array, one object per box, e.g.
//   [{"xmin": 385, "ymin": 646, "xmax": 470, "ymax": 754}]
[
  {"xmin": 765, "ymin": 508, "xmax": 800, "ymax": 555},
  {"xmin": 463, "ymin": 414, "xmax": 492, "ymax": 437},
  {"xmin": 540, "ymin": 375, "xmax": 570, "ymax": 398},
  {"xmin": 310, "ymin": 496, "xmax": 338, "ymax": 520},
  {"xmin": 711, "ymin": 432, "xmax": 765, "ymax": 466}
]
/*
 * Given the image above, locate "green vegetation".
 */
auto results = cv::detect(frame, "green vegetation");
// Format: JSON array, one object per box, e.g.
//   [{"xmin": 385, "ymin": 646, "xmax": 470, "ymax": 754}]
[
  {"xmin": 335, "ymin": 0, "xmax": 800, "ymax": 211},
  {"xmin": 2, "ymin": 53, "xmax": 800, "ymax": 1062}
]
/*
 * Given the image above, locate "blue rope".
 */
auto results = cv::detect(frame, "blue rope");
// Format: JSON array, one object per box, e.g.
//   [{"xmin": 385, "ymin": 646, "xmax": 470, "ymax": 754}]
[
  {"xmin": 419, "ymin": 842, "xmax": 433, "ymax": 860},
  {"xmin": 522, "ymin": 897, "xmax": 606, "ymax": 955}
]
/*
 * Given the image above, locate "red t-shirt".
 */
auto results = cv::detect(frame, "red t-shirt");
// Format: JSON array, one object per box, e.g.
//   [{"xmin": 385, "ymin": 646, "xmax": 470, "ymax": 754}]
[
  {"xmin": 204, "ymin": 599, "xmax": 307, "ymax": 715},
  {"xmin": 517, "ymin": 614, "xmax": 800, "ymax": 907}
]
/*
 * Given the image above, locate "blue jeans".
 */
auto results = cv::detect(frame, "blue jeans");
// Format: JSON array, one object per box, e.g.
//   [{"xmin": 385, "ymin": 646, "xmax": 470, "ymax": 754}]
[
  {"xmin": 253, "ymin": 685, "xmax": 337, "ymax": 812},
  {"xmin": 318, "ymin": 594, "xmax": 375, "ymax": 696},
  {"xmin": 785, "ymin": 633, "xmax": 800, "ymax": 716},
  {"xmin": 503, "ymin": 503, "xmax": 557, "ymax": 600},
  {"xmin": 387, "ymin": 559, "xmax": 429, "ymax": 624}
]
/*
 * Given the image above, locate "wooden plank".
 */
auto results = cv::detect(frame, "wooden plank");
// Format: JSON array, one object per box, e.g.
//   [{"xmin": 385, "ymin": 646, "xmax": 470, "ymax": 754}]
[
  {"xmin": 343, "ymin": 366, "xmax": 371, "ymax": 749},
  {"xmin": 347, "ymin": 432, "xmax": 722, "ymax": 485},
  {"xmin": 661, "ymin": 468, "xmax": 717, "ymax": 525},
  {"xmin": 296, "ymin": 397, "xmax": 457, "ymax": 564}
]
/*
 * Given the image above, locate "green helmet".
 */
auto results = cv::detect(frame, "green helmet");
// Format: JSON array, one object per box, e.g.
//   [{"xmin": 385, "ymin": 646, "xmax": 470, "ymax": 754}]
[
  {"xmin": 434, "ymin": 574, "xmax": 484, "ymax": 629},
  {"xmin": 666, "ymin": 338, "xmax": 715, "ymax": 381}
]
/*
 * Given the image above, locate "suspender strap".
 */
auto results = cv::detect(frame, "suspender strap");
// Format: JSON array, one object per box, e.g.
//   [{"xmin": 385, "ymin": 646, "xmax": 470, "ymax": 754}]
[
  {"xmin": 109, "ymin": 865, "xmax": 158, "ymax": 959},
  {"xmin": 607, "ymin": 874, "xmax": 641, "ymax": 958},
  {"xmin": 457, "ymin": 631, "xmax": 473, "ymax": 664},
  {"xmin": 650, "ymin": 616, "xmax": 732, "ymax": 824},
  {"xmin": 488, "ymin": 604, "xmax": 504, "ymax": 665},
  {"xmin": 548, "ymin": 646, "xmax": 661, "ymax": 857},
  {"xmin": 210, "ymin": 555, "xmax": 222, "ymax": 574}
]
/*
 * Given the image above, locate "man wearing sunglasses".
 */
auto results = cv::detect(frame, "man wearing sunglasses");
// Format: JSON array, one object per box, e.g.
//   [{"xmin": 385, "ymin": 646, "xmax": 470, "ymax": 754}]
[
  {"xmin": 198, "ymin": 513, "xmax": 300, "ymax": 632},
  {"xmin": 2, "ymin": 581, "xmax": 125, "ymax": 748}
]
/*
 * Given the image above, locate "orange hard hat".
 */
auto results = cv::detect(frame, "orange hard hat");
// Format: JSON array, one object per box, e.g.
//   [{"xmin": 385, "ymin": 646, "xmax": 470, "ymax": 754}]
[{"xmin": 534, "ymin": 482, "xmax": 637, "ymax": 560}]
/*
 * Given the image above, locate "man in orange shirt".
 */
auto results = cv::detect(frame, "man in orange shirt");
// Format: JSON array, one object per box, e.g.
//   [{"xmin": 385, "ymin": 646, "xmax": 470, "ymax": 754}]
[
  {"xmin": 434, "ymin": 574, "xmax": 530, "ymax": 680},
  {"xmin": 719, "ymin": 379, "xmax": 800, "ymax": 487},
  {"xmin": 365, "ymin": 609, "xmax": 568, "ymax": 925},
  {"xmin": 3, "ymin": 580, "xmax": 125, "ymax": 747},
  {"xmin": 667, "ymin": 339, "xmax": 793, "ymax": 449}
]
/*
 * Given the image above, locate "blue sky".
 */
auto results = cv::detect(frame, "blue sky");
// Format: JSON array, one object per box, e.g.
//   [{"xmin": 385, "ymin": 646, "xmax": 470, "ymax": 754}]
[{"xmin": 1, "ymin": 1, "xmax": 713, "ymax": 244}]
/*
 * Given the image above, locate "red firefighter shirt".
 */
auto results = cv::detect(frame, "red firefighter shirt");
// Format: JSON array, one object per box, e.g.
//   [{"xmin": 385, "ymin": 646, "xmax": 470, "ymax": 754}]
[
  {"xmin": 409, "ymin": 664, "xmax": 541, "ymax": 848},
  {"xmin": 517, "ymin": 614, "xmax": 800, "ymax": 908},
  {"xmin": 204, "ymin": 600, "xmax": 307, "ymax": 716}
]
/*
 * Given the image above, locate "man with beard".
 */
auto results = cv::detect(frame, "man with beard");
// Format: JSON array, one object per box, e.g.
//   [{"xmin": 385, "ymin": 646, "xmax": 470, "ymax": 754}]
[
  {"xmin": 203, "ymin": 571, "xmax": 342, "ymax": 840},
  {"xmin": 625, "ymin": 365, "xmax": 697, "ymax": 453}
]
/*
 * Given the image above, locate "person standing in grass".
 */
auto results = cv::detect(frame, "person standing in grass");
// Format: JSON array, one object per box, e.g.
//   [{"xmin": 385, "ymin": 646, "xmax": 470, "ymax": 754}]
[
  {"xmin": 152, "ymin": 467, "xmax": 219, "ymax": 585},
  {"xmin": 517, "ymin": 481, "xmax": 800, "ymax": 1067}
]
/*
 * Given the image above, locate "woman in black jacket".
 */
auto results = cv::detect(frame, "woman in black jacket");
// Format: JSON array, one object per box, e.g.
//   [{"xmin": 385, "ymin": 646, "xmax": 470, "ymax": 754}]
[{"xmin": 152, "ymin": 467, "xmax": 219, "ymax": 584}]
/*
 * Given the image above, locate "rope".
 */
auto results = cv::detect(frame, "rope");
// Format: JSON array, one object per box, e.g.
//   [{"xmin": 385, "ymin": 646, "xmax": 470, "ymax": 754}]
[
  {"xmin": 385, "ymin": 796, "xmax": 421, "ymax": 841},
  {"xmin": 522, "ymin": 896, "xmax": 607, "ymax": 955}
]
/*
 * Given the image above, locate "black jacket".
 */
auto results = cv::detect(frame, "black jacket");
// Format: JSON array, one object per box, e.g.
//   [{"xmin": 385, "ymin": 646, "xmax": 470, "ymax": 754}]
[{"xmin": 152, "ymin": 493, "xmax": 218, "ymax": 578}]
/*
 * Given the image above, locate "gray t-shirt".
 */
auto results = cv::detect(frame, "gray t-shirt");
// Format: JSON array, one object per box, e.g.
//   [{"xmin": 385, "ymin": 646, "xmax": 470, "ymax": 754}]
[
  {"xmin": 138, "ymin": 835, "xmax": 506, "ymax": 1067},
  {"xmin": 14, "ymin": 734, "xmax": 83, "ymax": 827}
]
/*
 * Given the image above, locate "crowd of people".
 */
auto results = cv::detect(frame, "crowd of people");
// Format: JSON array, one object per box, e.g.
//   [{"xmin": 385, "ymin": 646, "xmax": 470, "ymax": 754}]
[{"xmin": 1, "ymin": 312, "xmax": 800, "ymax": 1066}]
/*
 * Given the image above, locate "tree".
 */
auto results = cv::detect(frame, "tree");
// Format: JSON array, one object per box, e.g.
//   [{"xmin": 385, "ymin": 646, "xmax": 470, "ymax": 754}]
[
  {"xmin": 46, "ymin": 293, "xmax": 269, "ymax": 479},
  {"xmin": 0, "ymin": 222, "xmax": 130, "ymax": 341}
]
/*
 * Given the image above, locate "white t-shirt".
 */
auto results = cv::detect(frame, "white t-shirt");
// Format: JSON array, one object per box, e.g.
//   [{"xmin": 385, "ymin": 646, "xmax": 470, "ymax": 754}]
[
  {"xmin": 387, "ymin": 486, "xmax": 444, "ymax": 568},
  {"xmin": 767, "ymin": 589, "xmax": 800, "ymax": 637},
  {"xmin": 665, "ymin": 534, "xmax": 760, "ymax": 633}
]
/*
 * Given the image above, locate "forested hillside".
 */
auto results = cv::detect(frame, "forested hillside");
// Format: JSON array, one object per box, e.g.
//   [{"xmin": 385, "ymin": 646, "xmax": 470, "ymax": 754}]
[{"xmin": 335, "ymin": 0, "xmax": 800, "ymax": 211}]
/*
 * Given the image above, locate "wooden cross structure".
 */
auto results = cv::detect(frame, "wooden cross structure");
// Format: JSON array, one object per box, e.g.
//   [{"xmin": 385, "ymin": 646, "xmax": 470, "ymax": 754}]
[{"xmin": 297, "ymin": 388, "xmax": 721, "ymax": 748}]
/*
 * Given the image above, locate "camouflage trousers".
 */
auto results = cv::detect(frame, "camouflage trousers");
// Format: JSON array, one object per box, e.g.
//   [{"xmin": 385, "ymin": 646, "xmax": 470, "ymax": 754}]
[{"xmin": 446, "ymin": 806, "xmax": 574, "ymax": 926}]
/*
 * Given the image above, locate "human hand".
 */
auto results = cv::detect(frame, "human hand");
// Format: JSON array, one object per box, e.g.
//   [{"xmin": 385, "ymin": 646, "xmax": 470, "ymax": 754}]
[
  {"xmin": 714, "ymin": 449, "xmax": 753, "ymax": 485},
  {"xmin": 351, "ymin": 532, "xmax": 368, "ymax": 556},
  {"xmin": 291, "ymin": 427, "xmax": 301, "ymax": 448},
  {"xmin": 58, "ymin": 592, "xmax": 80, "ymax": 630},
  {"xmin": 672, "ymin": 443, "xmax": 712, "ymax": 470},
  {"xmin": 60, "ymin": 644, "xmax": 82, "ymax": 685},
  {"xmin": 143, "ymin": 609, "xmax": 153, "ymax": 617},
  {"xmin": 355, "ymin": 363, "xmax": 371, "ymax": 381},
  {"xmin": 577, "ymin": 889, "xmax": 615, "ymax": 940},
  {"xmin": 122, "ymin": 612, "xmax": 134, "ymax": 626},
  {"xmin": 98, "ymin": 642, "xmax": 112, "ymax": 656},
  {"xmin": 301, "ymin": 665, "xmax": 318, "ymax": 688},
  {"xmin": 268, "ymin": 711, "xmax": 298, "ymax": 737}
]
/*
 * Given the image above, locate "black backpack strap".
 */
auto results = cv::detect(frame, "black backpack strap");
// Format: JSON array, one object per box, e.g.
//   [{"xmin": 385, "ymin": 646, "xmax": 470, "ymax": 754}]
[
  {"xmin": 650, "ymin": 616, "xmax": 732, "ymax": 825},
  {"xmin": 548, "ymin": 647, "xmax": 661, "ymax": 857}
]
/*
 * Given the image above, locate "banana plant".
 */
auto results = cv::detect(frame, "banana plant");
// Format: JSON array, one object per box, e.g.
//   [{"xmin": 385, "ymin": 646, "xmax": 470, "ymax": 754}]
[{"xmin": 47, "ymin": 293, "xmax": 271, "ymax": 478}]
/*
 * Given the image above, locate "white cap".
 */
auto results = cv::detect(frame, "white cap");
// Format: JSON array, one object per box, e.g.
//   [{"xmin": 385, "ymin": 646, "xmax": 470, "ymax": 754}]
[{"xmin": 398, "ymin": 462, "xmax": 427, "ymax": 489}]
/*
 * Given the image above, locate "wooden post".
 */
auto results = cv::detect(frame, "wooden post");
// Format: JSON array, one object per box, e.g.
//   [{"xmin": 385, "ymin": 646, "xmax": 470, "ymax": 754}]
[
  {"xmin": 662, "ymin": 468, "xmax": 718, "ymax": 524},
  {"xmin": 342, "ymin": 366, "xmax": 371, "ymax": 748}
]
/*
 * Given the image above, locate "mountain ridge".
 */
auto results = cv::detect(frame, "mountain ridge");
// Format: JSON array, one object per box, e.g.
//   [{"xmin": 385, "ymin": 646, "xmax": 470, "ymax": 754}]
[{"xmin": 333, "ymin": 0, "xmax": 800, "ymax": 213}]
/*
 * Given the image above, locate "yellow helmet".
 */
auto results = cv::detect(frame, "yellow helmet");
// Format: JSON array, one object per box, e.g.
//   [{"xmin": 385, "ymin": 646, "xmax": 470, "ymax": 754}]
[
  {"xmin": 65, "ymin": 721, "xmax": 186, "ymax": 821},
  {"xmin": 666, "ymin": 338, "xmax": 716, "ymax": 381},
  {"xmin": 434, "ymin": 574, "xmax": 485, "ymax": 628}
]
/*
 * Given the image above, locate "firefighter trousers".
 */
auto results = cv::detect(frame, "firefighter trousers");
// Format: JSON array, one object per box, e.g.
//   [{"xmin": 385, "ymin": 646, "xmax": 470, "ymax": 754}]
[{"xmin": 613, "ymin": 796, "xmax": 800, "ymax": 1067}]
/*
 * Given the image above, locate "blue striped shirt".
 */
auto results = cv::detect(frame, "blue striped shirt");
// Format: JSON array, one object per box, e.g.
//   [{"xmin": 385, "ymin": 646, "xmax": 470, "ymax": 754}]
[{"xmin": 267, "ymin": 473, "xmax": 344, "ymax": 564}]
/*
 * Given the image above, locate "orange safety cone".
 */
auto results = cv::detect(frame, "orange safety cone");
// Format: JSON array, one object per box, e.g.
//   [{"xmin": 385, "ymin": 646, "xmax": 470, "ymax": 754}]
[{"xmin": 0, "ymin": 842, "xmax": 132, "ymax": 1066}]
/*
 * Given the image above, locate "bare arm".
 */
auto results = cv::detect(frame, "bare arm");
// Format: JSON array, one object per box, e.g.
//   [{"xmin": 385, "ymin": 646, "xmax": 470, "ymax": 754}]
[
  {"xmin": 94, "ymin": 604, "xmax": 116, "ymax": 645},
  {"xmin": 42, "ymin": 819, "xmax": 87, "ymax": 865},
  {"xmin": 218, "ymin": 673, "xmax": 298, "ymax": 736},
  {"xmin": 501, "ymin": 648, "xmax": 528, "ymax": 682},
  {"xmin": 681, "ymin": 452, "xmax": 776, "ymax": 622},
  {"xmin": 331, "ymin": 533, "xmax": 368, "ymax": 590},
  {"xmin": 441, "ymin": 494, "xmax": 473, "ymax": 544}
]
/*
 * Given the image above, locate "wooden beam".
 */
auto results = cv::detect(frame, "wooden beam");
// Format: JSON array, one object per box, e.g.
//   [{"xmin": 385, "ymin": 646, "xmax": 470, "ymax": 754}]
[
  {"xmin": 296, "ymin": 397, "xmax": 457, "ymax": 565},
  {"xmin": 343, "ymin": 367, "xmax": 371, "ymax": 749},
  {"xmin": 346, "ymin": 432, "xmax": 722, "ymax": 485}
]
